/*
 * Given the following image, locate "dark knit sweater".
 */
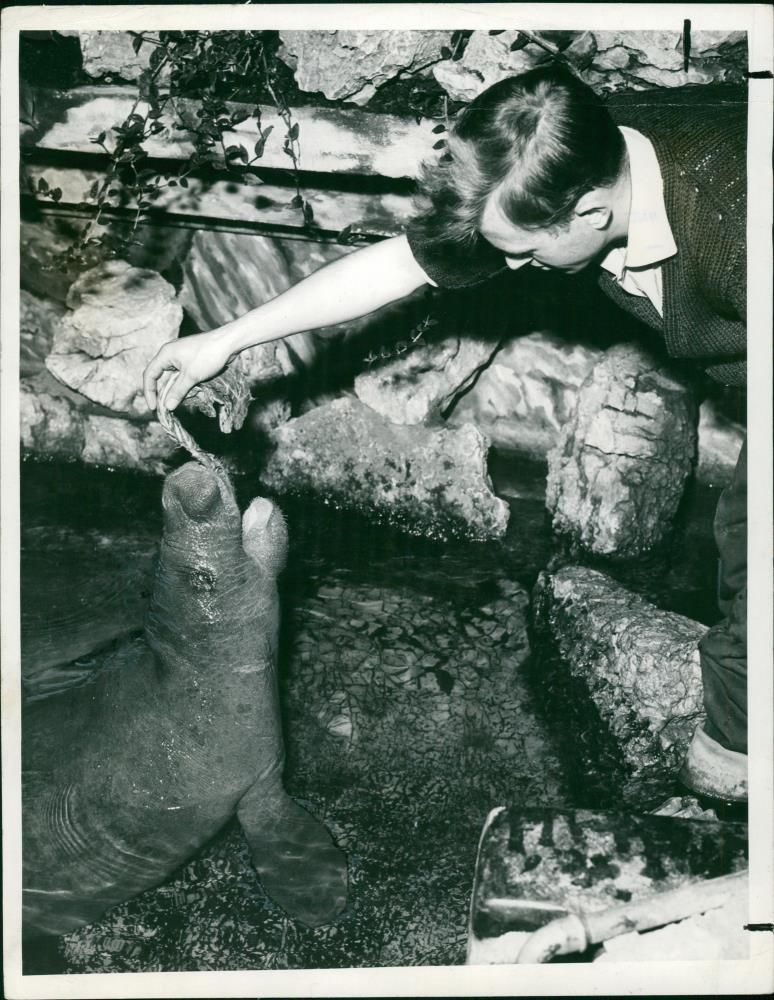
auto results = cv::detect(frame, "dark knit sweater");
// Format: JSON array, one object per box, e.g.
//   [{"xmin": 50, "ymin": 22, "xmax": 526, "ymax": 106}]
[{"xmin": 406, "ymin": 84, "xmax": 748, "ymax": 385}]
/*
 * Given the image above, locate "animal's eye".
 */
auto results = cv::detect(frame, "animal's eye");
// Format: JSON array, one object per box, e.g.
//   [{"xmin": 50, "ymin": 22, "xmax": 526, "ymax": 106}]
[{"xmin": 191, "ymin": 566, "xmax": 216, "ymax": 591}]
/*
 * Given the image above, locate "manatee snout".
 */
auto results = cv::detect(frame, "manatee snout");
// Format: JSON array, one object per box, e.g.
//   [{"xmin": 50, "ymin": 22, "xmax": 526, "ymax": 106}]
[{"xmin": 162, "ymin": 463, "xmax": 236, "ymax": 526}]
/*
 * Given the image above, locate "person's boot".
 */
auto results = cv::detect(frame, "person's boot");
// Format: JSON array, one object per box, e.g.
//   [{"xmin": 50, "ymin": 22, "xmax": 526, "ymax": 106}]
[{"xmin": 679, "ymin": 726, "xmax": 748, "ymax": 803}]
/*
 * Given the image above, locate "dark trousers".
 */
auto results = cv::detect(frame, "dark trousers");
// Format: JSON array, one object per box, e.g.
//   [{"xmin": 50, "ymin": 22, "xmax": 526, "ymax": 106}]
[{"xmin": 698, "ymin": 438, "xmax": 748, "ymax": 754}]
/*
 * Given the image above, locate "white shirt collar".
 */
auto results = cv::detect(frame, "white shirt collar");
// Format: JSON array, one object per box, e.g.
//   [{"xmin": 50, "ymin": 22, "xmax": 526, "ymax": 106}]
[{"xmin": 600, "ymin": 126, "xmax": 678, "ymax": 280}]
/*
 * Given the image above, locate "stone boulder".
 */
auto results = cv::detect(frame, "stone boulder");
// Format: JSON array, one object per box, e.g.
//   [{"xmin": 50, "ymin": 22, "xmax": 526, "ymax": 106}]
[
  {"xmin": 588, "ymin": 29, "xmax": 747, "ymax": 91},
  {"xmin": 20, "ymin": 372, "xmax": 175, "ymax": 475},
  {"xmin": 45, "ymin": 260, "xmax": 183, "ymax": 418},
  {"xmin": 262, "ymin": 397, "xmax": 509, "ymax": 540},
  {"xmin": 78, "ymin": 31, "xmax": 167, "ymax": 83},
  {"xmin": 546, "ymin": 344, "xmax": 697, "ymax": 557},
  {"xmin": 278, "ymin": 30, "xmax": 452, "ymax": 105},
  {"xmin": 448, "ymin": 332, "xmax": 603, "ymax": 459},
  {"xmin": 20, "ymin": 290, "xmax": 65, "ymax": 378},
  {"xmin": 533, "ymin": 565, "xmax": 706, "ymax": 799},
  {"xmin": 354, "ymin": 334, "xmax": 498, "ymax": 425}
]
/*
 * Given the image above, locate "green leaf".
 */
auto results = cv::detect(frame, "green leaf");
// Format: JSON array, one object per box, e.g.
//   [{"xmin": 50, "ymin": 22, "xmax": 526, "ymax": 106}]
[
  {"xmin": 37, "ymin": 177, "xmax": 49, "ymax": 193},
  {"xmin": 51, "ymin": 188, "xmax": 62, "ymax": 203},
  {"xmin": 440, "ymin": 46, "xmax": 452, "ymax": 59},
  {"xmin": 302, "ymin": 200, "xmax": 314, "ymax": 226},
  {"xmin": 433, "ymin": 138, "xmax": 446, "ymax": 149},
  {"xmin": 432, "ymin": 123, "xmax": 446, "ymax": 133},
  {"xmin": 230, "ymin": 110, "xmax": 250, "ymax": 125},
  {"xmin": 289, "ymin": 194, "xmax": 303, "ymax": 208},
  {"xmin": 179, "ymin": 177, "xmax": 189, "ymax": 188},
  {"xmin": 336, "ymin": 224, "xmax": 354, "ymax": 245},
  {"xmin": 132, "ymin": 33, "xmax": 143, "ymax": 55},
  {"xmin": 288, "ymin": 122, "xmax": 299, "ymax": 141},
  {"xmin": 510, "ymin": 34, "xmax": 529, "ymax": 51}
]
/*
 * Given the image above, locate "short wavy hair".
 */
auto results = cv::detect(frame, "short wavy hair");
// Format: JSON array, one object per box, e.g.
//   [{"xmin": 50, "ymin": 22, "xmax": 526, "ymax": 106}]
[{"xmin": 413, "ymin": 65, "xmax": 626, "ymax": 246}]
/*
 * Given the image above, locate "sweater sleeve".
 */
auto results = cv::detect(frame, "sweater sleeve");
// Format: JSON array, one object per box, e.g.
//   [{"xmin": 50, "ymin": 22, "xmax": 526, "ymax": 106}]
[{"xmin": 405, "ymin": 220, "xmax": 507, "ymax": 289}]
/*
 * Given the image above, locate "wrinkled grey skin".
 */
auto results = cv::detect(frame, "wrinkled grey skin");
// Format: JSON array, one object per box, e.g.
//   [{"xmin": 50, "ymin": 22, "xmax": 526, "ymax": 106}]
[{"xmin": 22, "ymin": 462, "xmax": 348, "ymax": 939}]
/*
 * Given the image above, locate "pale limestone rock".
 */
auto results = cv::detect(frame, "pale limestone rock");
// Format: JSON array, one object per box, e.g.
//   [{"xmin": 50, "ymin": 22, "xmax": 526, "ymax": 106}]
[
  {"xmin": 20, "ymin": 291, "xmax": 65, "ymax": 378},
  {"xmin": 82, "ymin": 415, "xmax": 176, "ymax": 473},
  {"xmin": 533, "ymin": 565, "xmax": 706, "ymax": 797},
  {"xmin": 448, "ymin": 332, "xmax": 603, "ymax": 459},
  {"xmin": 278, "ymin": 29, "xmax": 452, "ymax": 105},
  {"xmin": 262, "ymin": 397, "xmax": 509, "ymax": 540},
  {"xmin": 79, "ymin": 31, "xmax": 167, "ymax": 82},
  {"xmin": 433, "ymin": 31, "xmax": 548, "ymax": 103},
  {"xmin": 546, "ymin": 344, "xmax": 697, "ymax": 557},
  {"xmin": 590, "ymin": 29, "xmax": 747, "ymax": 90},
  {"xmin": 45, "ymin": 260, "xmax": 182, "ymax": 418},
  {"xmin": 354, "ymin": 335, "xmax": 498, "ymax": 425},
  {"xmin": 20, "ymin": 373, "xmax": 175, "ymax": 474}
]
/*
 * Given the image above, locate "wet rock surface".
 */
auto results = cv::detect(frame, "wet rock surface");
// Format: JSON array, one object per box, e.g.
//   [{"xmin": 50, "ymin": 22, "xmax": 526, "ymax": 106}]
[
  {"xmin": 354, "ymin": 334, "xmax": 498, "ymax": 425},
  {"xmin": 532, "ymin": 565, "xmax": 707, "ymax": 804},
  {"xmin": 262, "ymin": 397, "xmax": 509, "ymax": 540},
  {"xmin": 546, "ymin": 344, "xmax": 697, "ymax": 557},
  {"xmin": 45, "ymin": 260, "xmax": 183, "ymax": 418}
]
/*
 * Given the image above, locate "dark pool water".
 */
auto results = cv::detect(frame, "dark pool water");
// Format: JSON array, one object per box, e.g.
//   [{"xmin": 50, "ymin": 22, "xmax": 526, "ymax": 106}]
[{"xmin": 18, "ymin": 453, "xmax": 723, "ymax": 973}]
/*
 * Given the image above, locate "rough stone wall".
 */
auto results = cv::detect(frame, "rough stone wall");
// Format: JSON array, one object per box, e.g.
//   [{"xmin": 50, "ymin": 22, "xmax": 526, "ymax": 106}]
[{"xmin": 62, "ymin": 29, "xmax": 746, "ymax": 101}]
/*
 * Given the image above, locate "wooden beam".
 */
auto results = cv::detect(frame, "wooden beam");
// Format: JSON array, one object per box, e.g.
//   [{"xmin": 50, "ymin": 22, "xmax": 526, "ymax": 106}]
[{"xmin": 24, "ymin": 86, "xmax": 442, "ymax": 180}]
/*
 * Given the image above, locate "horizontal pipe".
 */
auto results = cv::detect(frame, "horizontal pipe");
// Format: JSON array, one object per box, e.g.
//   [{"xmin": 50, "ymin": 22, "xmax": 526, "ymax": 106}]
[
  {"xmin": 516, "ymin": 869, "xmax": 749, "ymax": 963},
  {"xmin": 20, "ymin": 196, "xmax": 388, "ymax": 246}
]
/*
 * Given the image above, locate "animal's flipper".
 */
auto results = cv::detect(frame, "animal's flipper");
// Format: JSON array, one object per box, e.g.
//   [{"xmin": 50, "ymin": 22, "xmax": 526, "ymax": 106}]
[{"xmin": 236, "ymin": 780, "xmax": 348, "ymax": 927}]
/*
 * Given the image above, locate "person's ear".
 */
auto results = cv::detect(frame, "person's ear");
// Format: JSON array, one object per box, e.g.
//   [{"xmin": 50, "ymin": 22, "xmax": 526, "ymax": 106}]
[{"xmin": 573, "ymin": 189, "xmax": 613, "ymax": 231}]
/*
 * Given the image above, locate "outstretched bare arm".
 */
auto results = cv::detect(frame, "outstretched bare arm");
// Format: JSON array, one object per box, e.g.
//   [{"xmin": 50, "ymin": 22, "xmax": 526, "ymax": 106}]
[{"xmin": 143, "ymin": 234, "xmax": 431, "ymax": 412}]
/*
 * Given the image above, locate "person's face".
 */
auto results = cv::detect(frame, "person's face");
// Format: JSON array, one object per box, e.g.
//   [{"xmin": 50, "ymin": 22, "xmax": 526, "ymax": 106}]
[{"xmin": 479, "ymin": 193, "xmax": 611, "ymax": 274}]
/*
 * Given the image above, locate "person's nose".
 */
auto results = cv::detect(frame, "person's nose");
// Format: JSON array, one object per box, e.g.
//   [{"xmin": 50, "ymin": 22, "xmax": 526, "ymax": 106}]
[{"xmin": 505, "ymin": 256, "xmax": 531, "ymax": 271}]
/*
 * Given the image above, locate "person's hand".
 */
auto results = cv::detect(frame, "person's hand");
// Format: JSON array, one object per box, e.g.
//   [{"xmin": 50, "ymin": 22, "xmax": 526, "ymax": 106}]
[{"xmin": 143, "ymin": 331, "xmax": 237, "ymax": 412}]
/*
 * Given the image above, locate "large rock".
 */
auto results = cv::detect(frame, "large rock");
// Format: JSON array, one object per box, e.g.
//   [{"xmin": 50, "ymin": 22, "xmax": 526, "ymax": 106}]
[
  {"xmin": 20, "ymin": 290, "xmax": 65, "ymax": 378},
  {"xmin": 20, "ymin": 372, "xmax": 176, "ymax": 474},
  {"xmin": 262, "ymin": 397, "xmax": 509, "ymax": 540},
  {"xmin": 45, "ymin": 260, "xmax": 183, "ymax": 418},
  {"xmin": 78, "ymin": 31, "xmax": 167, "ymax": 82},
  {"xmin": 590, "ymin": 29, "xmax": 747, "ymax": 90},
  {"xmin": 448, "ymin": 332, "xmax": 603, "ymax": 459},
  {"xmin": 533, "ymin": 565, "xmax": 706, "ymax": 800},
  {"xmin": 546, "ymin": 344, "xmax": 697, "ymax": 557},
  {"xmin": 278, "ymin": 30, "xmax": 452, "ymax": 106},
  {"xmin": 354, "ymin": 334, "xmax": 498, "ymax": 425},
  {"xmin": 433, "ymin": 30, "xmax": 549, "ymax": 103}
]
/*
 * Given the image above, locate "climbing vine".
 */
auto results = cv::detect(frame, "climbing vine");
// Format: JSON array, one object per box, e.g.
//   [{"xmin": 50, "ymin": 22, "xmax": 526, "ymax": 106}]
[{"xmin": 28, "ymin": 31, "xmax": 313, "ymax": 271}]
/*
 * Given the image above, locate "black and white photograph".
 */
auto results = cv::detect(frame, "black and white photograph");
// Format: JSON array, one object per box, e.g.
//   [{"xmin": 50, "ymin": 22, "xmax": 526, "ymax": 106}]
[{"xmin": 2, "ymin": 3, "xmax": 773, "ymax": 997}]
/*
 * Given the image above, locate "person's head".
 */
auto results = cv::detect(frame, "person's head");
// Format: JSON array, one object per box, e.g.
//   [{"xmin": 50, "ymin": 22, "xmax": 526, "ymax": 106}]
[{"xmin": 415, "ymin": 64, "xmax": 629, "ymax": 273}]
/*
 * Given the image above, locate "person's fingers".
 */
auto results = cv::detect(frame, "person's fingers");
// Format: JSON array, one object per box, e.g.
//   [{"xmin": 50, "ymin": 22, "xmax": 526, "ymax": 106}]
[
  {"xmin": 160, "ymin": 368, "xmax": 195, "ymax": 413},
  {"xmin": 143, "ymin": 349, "xmax": 179, "ymax": 410}
]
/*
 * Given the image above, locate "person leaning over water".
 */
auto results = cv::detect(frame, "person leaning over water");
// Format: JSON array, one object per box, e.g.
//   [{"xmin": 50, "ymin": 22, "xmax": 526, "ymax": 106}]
[{"xmin": 143, "ymin": 66, "xmax": 749, "ymax": 804}]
